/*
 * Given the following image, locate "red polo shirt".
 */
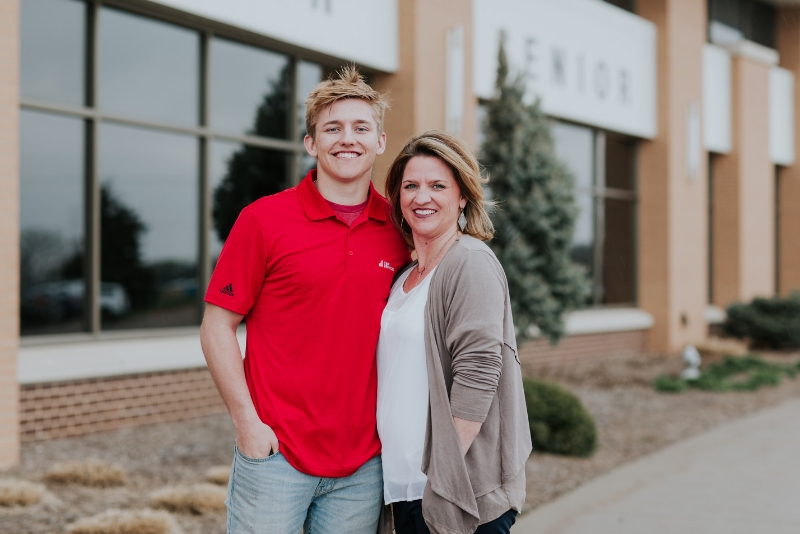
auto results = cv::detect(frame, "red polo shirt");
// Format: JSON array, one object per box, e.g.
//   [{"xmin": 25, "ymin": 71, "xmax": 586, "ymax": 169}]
[{"xmin": 205, "ymin": 171, "xmax": 410, "ymax": 477}]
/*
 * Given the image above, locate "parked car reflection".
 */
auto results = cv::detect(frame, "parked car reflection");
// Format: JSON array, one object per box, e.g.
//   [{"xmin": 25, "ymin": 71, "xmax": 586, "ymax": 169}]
[{"xmin": 21, "ymin": 279, "xmax": 131, "ymax": 324}]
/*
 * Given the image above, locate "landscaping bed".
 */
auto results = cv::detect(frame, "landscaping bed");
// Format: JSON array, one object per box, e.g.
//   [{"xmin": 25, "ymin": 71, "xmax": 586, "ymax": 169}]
[
  {"xmin": 3, "ymin": 351, "xmax": 800, "ymax": 532},
  {"xmin": 523, "ymin": 351, "xmax": 800, "ymax": 511}
]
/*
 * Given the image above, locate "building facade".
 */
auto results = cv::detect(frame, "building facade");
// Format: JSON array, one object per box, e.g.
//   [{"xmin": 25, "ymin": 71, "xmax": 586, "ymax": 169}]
[{"xmin": 1, "ymin": 0, "xmax": 798, "ymax": 466}]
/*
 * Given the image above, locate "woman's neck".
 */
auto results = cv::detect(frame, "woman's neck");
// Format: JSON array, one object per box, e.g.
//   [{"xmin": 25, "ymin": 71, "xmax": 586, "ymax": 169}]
[{"xmin": 414, "ymin": 228, "xmax": 459, "ymax": 270}]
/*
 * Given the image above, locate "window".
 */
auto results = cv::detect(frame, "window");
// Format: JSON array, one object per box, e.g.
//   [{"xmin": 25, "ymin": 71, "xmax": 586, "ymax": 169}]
[
  {"xmin": 552, "ymin": 122, "xmax": 637, "ymax": 307},
  {"xmin": 20, "ymin": 0, "xmax": 326, "ymax": 336},
  {"xmin": 19, "ymin": 110, "xmax": 86, "ymax": 335},
  {"xmin": 708, "ymin": 0, "xmax": 776, "ymax": 49},
  {"xmin": 602, "ymin": 0, "xmax": 635, "ymax": 13}
]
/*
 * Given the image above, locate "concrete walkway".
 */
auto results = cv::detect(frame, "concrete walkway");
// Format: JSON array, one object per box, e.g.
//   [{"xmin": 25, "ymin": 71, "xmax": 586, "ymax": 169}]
[{"xmin": 515, "ymin": 396, "xmax": 800, "ymax": 534}]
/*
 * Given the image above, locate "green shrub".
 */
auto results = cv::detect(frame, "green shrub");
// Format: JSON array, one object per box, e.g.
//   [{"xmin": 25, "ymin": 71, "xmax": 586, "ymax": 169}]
[
  {"xmin": 653, "ymin": 355, "xmax": 798, "ymax": 394},
  {"xmin": 724, "ymin": 293, "xmax": 800, "ymax": 349},
  {"xmin": 652, "ymin": 375, "xmax": 688, "ymax": 393},
  {"xmin": 522, "ymin": 378, "xmax": 597, "ymax": 458}
]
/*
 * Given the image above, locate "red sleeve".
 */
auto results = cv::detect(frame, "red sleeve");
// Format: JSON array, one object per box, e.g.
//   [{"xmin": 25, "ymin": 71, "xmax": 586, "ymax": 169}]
[{"xmin": 204, "ymin": 207, "xmax": 268, "ymax": 316}]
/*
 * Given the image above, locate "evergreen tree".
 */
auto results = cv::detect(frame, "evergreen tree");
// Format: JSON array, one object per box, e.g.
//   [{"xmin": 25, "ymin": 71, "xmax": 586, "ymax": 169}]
[{"xmin": 482, "ymin": 41, "xmax": 588, "ymax": 343}]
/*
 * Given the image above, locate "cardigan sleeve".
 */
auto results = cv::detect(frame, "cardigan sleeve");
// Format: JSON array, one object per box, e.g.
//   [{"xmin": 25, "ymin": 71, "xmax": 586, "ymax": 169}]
[{"xmin": 445, "ymin": 249, "xmax": 506, "ymax": 423}]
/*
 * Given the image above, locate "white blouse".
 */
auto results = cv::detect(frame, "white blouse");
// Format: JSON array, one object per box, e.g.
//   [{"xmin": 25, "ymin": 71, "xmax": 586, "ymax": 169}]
[{"xmin": 376, "ymin": 267, "xmax": 435, "ymax": 504}]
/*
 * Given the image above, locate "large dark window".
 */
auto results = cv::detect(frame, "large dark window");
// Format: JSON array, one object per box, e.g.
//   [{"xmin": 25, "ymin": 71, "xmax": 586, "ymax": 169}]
[
  {"xmin": 552, "ymin": 122, "xmax": 637, "ymax": 307},
  {"xmin": 20, "ymin": 110, "xmax": 86, "ymax": 335},
  {"xmin": 20, "ymin": 0, "xmax": 326, "ymax": 337},
  {"xmin": 708, "ymin": 0, "xmax": 776, "ymax": 48}
]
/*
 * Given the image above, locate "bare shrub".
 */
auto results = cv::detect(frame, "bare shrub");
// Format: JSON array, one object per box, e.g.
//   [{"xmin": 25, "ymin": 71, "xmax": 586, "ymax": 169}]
[
  {"xmin": 45, "ymin": 460, "xmax": 127, "ymax": 488},
  {"xmin": 67, "ymin": 509, "xmax": 182, "ymax": 534},
  {"xmin": 695, "ymin": 336, "xmax": 749, "ymax": 359},
  {"xmin": 0, "ymin": 479, "xmax": 45, "ymax": 507},
  {"xmin": 150, "ymin": 483, "xmax": 227, "ymax": 514},
  {"xmin": 204, "ymin": 465, "xmax": 230, "ymax": 486}
]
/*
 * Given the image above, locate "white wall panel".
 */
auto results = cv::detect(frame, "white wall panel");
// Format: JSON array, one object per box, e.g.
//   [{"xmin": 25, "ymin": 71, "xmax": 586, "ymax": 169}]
[
  {"xmin": 703, "ymin": 44, "xmax": 732, "ymax": 154},
  {"xmin": 770, "ymin": 67, "xmax": 795, "ymax": 166},
  {"xmin": 473, "ymin": 0, "xmax": 656, "ymax": 138},
  {"xmin": 152, "ymin": 0, "xmax": 398, "ymax": 72}
]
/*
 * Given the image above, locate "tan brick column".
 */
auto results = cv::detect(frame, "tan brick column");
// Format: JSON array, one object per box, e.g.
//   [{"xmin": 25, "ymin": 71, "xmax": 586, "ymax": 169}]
[
  {"xmin": 636, "ymin": 0, "xmax": 708, "ymax": 352},
  {"xmin": 371, "ymin": 0, "xmax": 475, "ymax": 195},
  {"xmin": 0, "ymin": 0, "xmax": 20, "ymax": 468},
  {"xmin": 710, "ymin": 58, "xmax": 774, "ymax": 305},
  {"xmin": 777, "ymin": 8, "xmax": 800, "ymax": 296}
]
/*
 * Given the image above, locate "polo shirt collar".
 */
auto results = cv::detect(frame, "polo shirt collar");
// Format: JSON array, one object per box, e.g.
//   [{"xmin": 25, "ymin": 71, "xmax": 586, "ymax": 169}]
[{"xmin": 297, "ymin": 170, "xmax": 387, "ymax": 222}]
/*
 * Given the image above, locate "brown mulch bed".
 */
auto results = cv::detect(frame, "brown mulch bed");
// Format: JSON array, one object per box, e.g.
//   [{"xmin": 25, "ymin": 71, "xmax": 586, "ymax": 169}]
[{"xmin": 2, "ymin": 351, "xmax": 800, "ymax": 532}]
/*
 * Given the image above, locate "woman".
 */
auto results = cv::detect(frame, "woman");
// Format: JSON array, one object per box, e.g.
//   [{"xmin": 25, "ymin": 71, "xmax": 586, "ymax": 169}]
[{"xmin": 377, "ymin": 131, "xmax": 532, "ymax": 534}]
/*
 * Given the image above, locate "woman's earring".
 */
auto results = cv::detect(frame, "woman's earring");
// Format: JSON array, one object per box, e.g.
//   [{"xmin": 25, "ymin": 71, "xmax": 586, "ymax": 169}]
[{"xmin": 458, "ymin": 209, "xmax": 467, "ymax": 231}]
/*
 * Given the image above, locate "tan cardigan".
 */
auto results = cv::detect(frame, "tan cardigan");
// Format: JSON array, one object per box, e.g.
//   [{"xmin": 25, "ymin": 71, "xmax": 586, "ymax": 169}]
[{"xmin": 380, "ymin": 235, "xmax": 532, "ymax": 534}]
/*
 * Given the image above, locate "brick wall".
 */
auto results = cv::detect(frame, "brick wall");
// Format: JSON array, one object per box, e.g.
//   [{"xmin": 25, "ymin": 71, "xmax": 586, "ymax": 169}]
[
  {"xmin": 0, "ymin": 0, "xmax": 20, "ymax": 467},
  {"xmin": 16, "ymin": 330, "xmax": 647, "ymax": 442},
  {"xmin": 518, "ymin": 330, "xmax": 649, "ymax": 372},
  {"xmin": 19, "ymin": 367, "xmax": 226, "ymax": 442}
]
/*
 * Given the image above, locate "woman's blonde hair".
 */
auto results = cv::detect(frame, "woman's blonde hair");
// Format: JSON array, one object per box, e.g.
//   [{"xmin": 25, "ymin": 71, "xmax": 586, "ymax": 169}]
[
  {"xmin": 305, "ymin": 65, "xmax": 389, "ymax": 139},
  {"xmin": 385, "ymin": 130, "xmax": 495, "ymax": 249}
]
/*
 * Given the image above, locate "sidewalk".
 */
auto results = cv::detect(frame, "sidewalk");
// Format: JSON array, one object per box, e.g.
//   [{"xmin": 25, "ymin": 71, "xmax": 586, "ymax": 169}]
[{"xmin": 515, "ymin": 396, "xmax": 800, "ymax": 534}]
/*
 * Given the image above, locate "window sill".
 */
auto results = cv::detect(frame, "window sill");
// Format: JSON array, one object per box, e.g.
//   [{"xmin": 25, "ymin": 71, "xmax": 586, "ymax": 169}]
[
  {"xmin": 18, "ymin": 327, "xmax": 245, "ymax": 385},
  {"xmin": 18, "ymin": 309, "xmax": 654, "ymax": 385},
  {"xmin": 523, "ymin": 307, "xmax": 654, "ymax": 339},
  {"xmin": 564, "ymin": 307, "xmax": 654, "ymax": 336}
]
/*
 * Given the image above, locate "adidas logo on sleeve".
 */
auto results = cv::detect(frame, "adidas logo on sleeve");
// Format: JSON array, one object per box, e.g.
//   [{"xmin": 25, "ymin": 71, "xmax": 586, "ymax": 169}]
[{"xmin": 220, "ymin": 284, "xmax": 234, "ymax": 297}]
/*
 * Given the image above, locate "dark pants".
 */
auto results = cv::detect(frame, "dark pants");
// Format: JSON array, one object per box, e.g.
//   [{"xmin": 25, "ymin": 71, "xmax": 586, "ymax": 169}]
[{"xmin": 393, "ymin": 500, "xmax": 517, "ymax": 534}]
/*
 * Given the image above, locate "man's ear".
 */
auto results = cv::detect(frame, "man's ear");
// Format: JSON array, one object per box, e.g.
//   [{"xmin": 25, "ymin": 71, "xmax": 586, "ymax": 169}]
[
  {"xmin": 376, "ymin": 132, "xmax": 387, "ymax": 156},
  {"xmin": 303, "ymin": 134, "xmax": 318, "ymax": 157}
]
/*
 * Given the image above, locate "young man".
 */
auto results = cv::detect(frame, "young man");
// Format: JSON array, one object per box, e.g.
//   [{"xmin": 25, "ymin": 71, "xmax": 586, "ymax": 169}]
[{"xmin": 200, "ymin": 66, "xmax": 410, "ymax": 533}]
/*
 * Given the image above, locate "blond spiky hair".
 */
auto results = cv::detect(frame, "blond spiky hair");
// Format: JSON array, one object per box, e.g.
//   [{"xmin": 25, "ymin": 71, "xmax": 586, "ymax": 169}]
[{"xmin": 304, "ymin": 65, "xmax": 389, "ymax": 139}]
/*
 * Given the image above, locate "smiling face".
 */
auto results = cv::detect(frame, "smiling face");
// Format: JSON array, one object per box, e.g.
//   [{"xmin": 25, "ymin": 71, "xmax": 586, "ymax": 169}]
[
  {"xmin": 400, "ymin": 155, "xmax": 467, "ymax": 243},
  {"xmin": 303, "ymin": 98, "xmax": 386, "ymax": 187}
]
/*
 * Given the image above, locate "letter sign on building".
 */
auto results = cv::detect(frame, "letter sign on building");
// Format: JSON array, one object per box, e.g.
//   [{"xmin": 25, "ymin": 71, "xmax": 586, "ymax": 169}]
[{"xmin": 474, "ymin": 0, "xmax": 657, "ymax": 139}]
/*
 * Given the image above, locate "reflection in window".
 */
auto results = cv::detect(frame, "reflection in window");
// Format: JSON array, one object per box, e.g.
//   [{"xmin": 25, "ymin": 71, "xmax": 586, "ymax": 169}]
[
  {"xmin": 297, "ymin": 62, "xmax": 324, "ymax": 179},
  {"xmin": 21, "ymin": 0, "xmax": 86, "ymax": 106},
  {"xmin": 571, "ymin": 192, "xmax": 595, "ymax": 295},
  {"xmin": 20, "ymin": 110, "xmax": 85, "ymax": 335},
  {"xmin": 211, "ymin": 38, "xmax": 291, "ymax": 138},
  {"xmin": 210, "ymin": 141, "xmax": 290, "ymax": 256},
  {"xmin": 552, "ymin": 122, "xmax": 595, "ymax": 300},
  {"xmin": 99, "ymin": 7, "xmax": 199, "ymax": 125},
  {"xmin": 297, "ymin": 61, "xmax": 323, "ymax": 140},
  {"xmin": 99, "ymin": 123, "xmax": 199, "ymax": 330}
]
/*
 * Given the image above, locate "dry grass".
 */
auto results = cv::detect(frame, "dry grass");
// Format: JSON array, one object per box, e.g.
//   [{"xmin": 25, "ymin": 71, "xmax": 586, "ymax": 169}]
[
  {"xmin": 67, "ymin": 509, "xmax": 182, "ymax": 534},
  {"xmin": 150, "ymin": 483, "xmax": 227, "ymax": 514},
  {"xmin": 204, "ymin": 465, "xmax": 230, "ymax": 486},
  {"xmin": 695, "ymin": 336, "xmax": 749, "ymax": 359},
  {"xmin": 0, "ymin": 479, "xmax": 45, "ymax": 507},
  {"xmin": 45, "ymin": 460, "xmax": 127, "ymax": 488}
]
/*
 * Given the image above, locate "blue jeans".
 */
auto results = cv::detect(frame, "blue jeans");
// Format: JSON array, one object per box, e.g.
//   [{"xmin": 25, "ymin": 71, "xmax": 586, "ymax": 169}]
[{"xmin": 226, "ymin": 446, "xmax": 383, "ymax": 534}]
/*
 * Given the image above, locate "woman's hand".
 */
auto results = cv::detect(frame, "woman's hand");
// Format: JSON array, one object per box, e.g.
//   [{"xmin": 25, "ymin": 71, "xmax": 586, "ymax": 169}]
[{"xmin": 454, "ymin": 417, "xmax": 482, "ymax": 456}]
